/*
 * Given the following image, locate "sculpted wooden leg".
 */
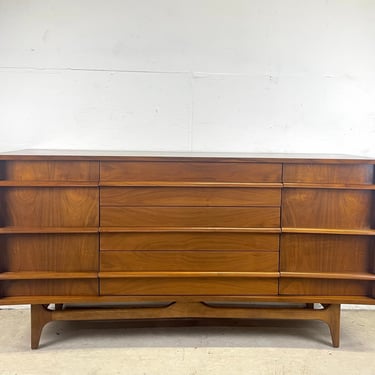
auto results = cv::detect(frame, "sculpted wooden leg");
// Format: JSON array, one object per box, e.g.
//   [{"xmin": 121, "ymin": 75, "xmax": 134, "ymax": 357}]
[{"xmin": 31, "ymin": 304, "xmax": 52, "ymax": 350}]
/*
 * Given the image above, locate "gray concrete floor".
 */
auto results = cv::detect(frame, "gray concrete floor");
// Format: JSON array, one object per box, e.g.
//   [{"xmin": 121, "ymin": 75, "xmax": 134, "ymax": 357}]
[{"xmin": 0, "ymin": 308, "xmax": 374, "ymax": 375}]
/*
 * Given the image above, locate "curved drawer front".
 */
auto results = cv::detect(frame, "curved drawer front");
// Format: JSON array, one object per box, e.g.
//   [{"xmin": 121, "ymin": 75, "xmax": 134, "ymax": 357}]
[
  {"xmin": 100, "ymin": 187, "xmax": 281, "ymax": 207},
  {"xmin": 100, "ymin": 232, "xmax": 279, "ymax": 251},
  {"xmin": 100, "ymin": 161, "xmax": 282, "ymax": 183},
  {"xmin": 100, "ymin": 277, "xmax": 278, "ymax": 296},
  {"xmin": 100, "ymin": 251, "xmax": 279, "ymax": 272}
]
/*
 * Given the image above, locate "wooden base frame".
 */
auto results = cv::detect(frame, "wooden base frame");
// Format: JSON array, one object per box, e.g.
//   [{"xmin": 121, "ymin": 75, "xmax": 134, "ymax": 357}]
[{"xmin": 30, "ymin": 302, "xmax": 341, "ymax": 349}]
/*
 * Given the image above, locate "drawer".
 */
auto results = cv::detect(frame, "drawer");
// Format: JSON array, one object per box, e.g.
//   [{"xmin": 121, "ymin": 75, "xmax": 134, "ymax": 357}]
[
  {"xmin": 1, "ymin": 187, "xmax": 99, "ymax": 227},
  {"xmin": 283, "ymin": 163, "xmax": 374, "ymax": 184},
  {"xmin": 0, "ymin": 234, "xmax": 98, "ymax": 272},
  {"xmin": 100, "ymin": 276, "xmax": 278, "ymax": 296},
  {"xmin": 282, "ymin": 189, "xmax": 372, "ymax": 229},
  {"xmin": 101, "ymin": 207, "xmax": 280, "ymax": 228},
  {"xmin": 280, "ymin": 234, "xmax": 373, "ymax": 273},
  {"xmin": 100, "ymin": 232, "xmax": 279, "ymax": 251},
  {"xmin": 100, "ymin": 251, "xmax": 279, "ymax": 272},
  {"xmin": 0, "ymin": 279, "xmax": 98, "ymax": 297},
  {"xmin": 279, "ymin": 278, "xmax": 370, "ymax": 296},
  {"xmin": 0, "ymin": 160, "xmax": 99, "ymax": 181},
  {"xmin": 100, "ymin": 187, "xmax": 281, "ymax": 207},
  {"xmin": 100, "ymin": 161, "xmax": 282, "ymax": 183}
]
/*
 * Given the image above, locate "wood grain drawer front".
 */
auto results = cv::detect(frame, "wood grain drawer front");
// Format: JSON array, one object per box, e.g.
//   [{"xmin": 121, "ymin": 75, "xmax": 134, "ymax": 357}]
[
  {"xmin": 1, "ymin": 188, "xmax": 99, "ymax": 227},
  {"xmin": 0, "ymin": 279, "xmax": 98, "ymax": 297},
  {"xmin": 281, "ymin": 234, "xmax": 374, "ymax": 273},
  {"xmin": 0, "ymin": 161, "xmax": 99, "ymax": 181},
  {"xmin": 282, "ymin": 189, "xmax": 373, "ymax": 229},
  {"xmin": 100, "ymin": 233, "xmax": 280, "ymax": 251},
  {"xmin": 100, "ymin": 251, "xmax": 279, "ymax": 272},
  {"xmin": 100, "ymin": 277, "xmax": 278, "ymax": 296},
  {"xmin": 101, "ymin": 207, "xmax": 280, "ymax": 228},
  {"xmin": 279, "ymin": 278, "xmax": 370, "ymax": 296},
  {"xmin": 100, "ymin": 187, "xmax": 281, "ymax": 207},
  {"xmin": 283, "ymin": 163, "xmax": 374, "ymax": 184},
  {"xmin": 100, "ymin": 161, "xmax": 282, "ymax": 183},
  {"xmin": 0, "ymin": 234, "xmax": 98, "ymax": 273}
]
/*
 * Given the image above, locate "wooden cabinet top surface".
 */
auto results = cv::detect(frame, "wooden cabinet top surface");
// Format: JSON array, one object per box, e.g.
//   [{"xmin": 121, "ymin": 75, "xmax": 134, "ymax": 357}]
[{"xmin": 0, "ymin": 149, "xmax": 374, "ymax": 163}]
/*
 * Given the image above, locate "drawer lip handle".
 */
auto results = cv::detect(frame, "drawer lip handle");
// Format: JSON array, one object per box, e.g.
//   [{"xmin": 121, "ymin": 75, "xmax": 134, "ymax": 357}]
[{"xmin": 99, "ymin": 271, "xmax": 280, "ymax": 279}]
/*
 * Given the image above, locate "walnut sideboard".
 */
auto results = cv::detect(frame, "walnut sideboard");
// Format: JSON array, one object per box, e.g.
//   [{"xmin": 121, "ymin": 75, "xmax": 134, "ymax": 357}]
[{"xmin": 0, "ymin": 150, "xmax": 374, "ymax": 349}]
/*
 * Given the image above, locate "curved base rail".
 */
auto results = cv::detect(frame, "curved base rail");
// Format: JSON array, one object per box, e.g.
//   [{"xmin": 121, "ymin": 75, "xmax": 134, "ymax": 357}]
[{"xmin": 30, "ymin": 302, "xmax": 341, "ymax": 349}]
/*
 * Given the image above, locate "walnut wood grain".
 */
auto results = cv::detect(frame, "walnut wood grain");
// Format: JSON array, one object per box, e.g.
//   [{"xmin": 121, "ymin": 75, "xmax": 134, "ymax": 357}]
[
  {"xmin": 100, "ymin": 187, "xmax": 281, "ymax": 207},
  {"xmin": 100, "ymin": 232, "xmax": 279, "ymax": 251},
  {"xmin": 282, "ymin": 189, "xmax": 373, "ymax": 230},
  {"xmin": 280, "ymin": 234, "xmax": 373, "ymax": 273},
  {"xmin": 101, "ymin": 207, "xmax": 280, "ymax": 228},
  {"xmin": 1, "ymin": 188, "xmax": 99, "ymax": 227},
  {"xmin": 100, "ymin": 251, "xmax": 279, "ymax": 272}
]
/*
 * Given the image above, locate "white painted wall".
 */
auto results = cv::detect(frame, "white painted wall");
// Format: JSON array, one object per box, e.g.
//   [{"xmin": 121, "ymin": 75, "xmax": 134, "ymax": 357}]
[{"xmin": 0, "ymin": 0, "xmax": 374, "ymax": 155}]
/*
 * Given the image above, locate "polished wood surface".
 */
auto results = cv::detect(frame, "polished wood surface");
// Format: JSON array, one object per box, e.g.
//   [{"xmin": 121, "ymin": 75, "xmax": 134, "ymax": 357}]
[{"xmin": 0, "ymin": 151, "xmax": 374, "ymax": 348}]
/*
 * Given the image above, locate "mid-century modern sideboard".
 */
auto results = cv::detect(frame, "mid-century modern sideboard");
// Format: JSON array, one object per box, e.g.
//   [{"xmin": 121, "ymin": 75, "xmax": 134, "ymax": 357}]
[{"xmin": 0, "ymin": 150, "xmax": 374, "ymax": 349}]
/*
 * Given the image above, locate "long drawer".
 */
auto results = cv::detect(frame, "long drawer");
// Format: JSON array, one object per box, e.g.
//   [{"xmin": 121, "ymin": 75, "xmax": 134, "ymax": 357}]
[
  {"xmin": 100, "ymin": 276, "xmax": 278, "ymax": 296},
  {"xmin": 100, "ymin": 251, "xmax": 279, "ymax": 272},
  {"xmin": 101, "ymin": 207, "xmax": 280, "ymax": 228},
  {"xmin": 100, "ymin": 232, "xmax": 280, "ymax": 251},
  {"xmin": 100, "ymin": 187, "xmax": 281, "ymax": 207},
  {"xmin": 100, "ymin": 161, "xmax": 282, "ymax": 183}
]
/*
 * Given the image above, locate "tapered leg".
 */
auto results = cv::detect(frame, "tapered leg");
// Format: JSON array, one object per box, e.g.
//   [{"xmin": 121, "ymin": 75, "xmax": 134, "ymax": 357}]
[
  {"xmin": 326, "ymin": 304, "xmax": 341, "ymax": 348},
  {"xmin": 31, "ymin": 304, "xmax": 52, "ymax": 349}
]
